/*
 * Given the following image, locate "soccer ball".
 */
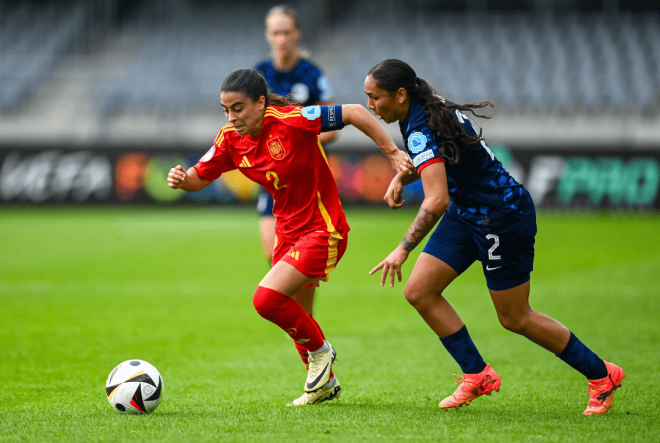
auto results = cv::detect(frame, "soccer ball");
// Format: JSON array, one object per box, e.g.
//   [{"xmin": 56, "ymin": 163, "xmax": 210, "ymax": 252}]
[{"xmin": 105, "ymin": 359, "xmax": 164, "ymax": 414}]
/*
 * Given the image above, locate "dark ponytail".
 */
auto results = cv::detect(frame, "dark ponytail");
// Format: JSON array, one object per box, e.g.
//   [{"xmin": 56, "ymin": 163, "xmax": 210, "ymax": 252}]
[
  {"xmin": 267, "ymin": 93, "xmax": 301, "ymax": 107},
  {"xmin": 221, "ymin": 68, "xmax": 300, "ymax": 108},
  {"xmin": 368, "ymin": 59, "xmax": 493, "ymax": 165}
]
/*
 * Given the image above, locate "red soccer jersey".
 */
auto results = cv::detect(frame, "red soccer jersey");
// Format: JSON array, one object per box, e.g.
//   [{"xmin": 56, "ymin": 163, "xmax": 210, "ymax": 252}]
[{"xmin": 194, "ymin": 105, "xmax": 349, "ymax": 244}]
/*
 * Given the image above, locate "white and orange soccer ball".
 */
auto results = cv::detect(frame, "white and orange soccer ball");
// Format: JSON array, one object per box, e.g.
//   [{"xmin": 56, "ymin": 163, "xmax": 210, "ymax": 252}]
[{"xmin": 105, "ymin": 360, "xmax": 164, "ymax": 414}]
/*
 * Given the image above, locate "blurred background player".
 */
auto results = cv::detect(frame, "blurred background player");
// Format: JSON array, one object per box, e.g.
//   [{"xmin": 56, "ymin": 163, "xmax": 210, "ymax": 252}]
[
  {"xmin": 167, "ymin": 68, "xmax": 413, "ymax": 406},
  {"xmin": 253, "ymin": 4, "xmax": 340, "ymax": 379},
  {"xmin": 255, "ymin": 5, "xmax": 338, "ymax": 264},
  {"xmin": 367, "ymin": 59, "xmax": 624, "ymax": 415}
]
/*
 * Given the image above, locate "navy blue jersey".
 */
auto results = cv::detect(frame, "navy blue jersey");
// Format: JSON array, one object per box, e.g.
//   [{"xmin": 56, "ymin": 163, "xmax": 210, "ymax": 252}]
[
  {"xmin": 254, "ymin": 59, "xmax": 333, "ymax": 107},
  {"xmin": 400, "ymin": 100, "xmax": 529, "ymax": 226}
]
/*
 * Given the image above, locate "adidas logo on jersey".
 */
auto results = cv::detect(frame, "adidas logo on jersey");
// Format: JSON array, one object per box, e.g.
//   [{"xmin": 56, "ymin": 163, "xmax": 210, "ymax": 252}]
[{"xmin": 239, "ymin": 156, "xmax": 252, "ymax": 168}]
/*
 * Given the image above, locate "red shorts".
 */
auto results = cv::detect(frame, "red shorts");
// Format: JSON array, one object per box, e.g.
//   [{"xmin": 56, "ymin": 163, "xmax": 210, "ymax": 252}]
[{"xmin": 272, "ymin": 230, "xmax": 348, "ymax": 280}]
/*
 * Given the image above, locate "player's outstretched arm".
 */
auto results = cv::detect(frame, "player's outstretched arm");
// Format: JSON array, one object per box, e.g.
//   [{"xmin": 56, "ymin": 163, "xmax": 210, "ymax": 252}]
[
  {"xmin": 370, "ymin": 161, "xmax": 449, "ymax": 287},
  {"xmin": 341, "ymin": 104, "xmax": 414, "ymax": 175},
  {"xmin": 167, "ymin": 165, "xmax": 212, "ymax": 192}
]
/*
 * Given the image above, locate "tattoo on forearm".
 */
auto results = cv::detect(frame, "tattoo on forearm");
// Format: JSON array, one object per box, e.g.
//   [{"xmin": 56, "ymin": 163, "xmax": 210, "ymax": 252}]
[{"xmin": 400, "ymin": 206, "xmax": 441, "ymax": 252}]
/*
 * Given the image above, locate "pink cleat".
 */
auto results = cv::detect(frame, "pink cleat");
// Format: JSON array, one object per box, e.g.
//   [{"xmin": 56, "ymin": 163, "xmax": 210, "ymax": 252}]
[
  {"xmin": 438, "ymin": 364, "xmax": 501, "ymax": 410},
  {"xmin": 583, "ymin": 361, "xmax": 625, "ymax": 416}
]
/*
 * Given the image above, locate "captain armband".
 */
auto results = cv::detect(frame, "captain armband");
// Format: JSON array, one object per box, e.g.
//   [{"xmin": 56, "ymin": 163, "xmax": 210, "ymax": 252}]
[
  {"xmin": 320, "ymin": 105, "xmax": 344, "ymax": 132},
  {"xmin": 301, "ymin": 105, "xmax": 344, "ymax": 132}
]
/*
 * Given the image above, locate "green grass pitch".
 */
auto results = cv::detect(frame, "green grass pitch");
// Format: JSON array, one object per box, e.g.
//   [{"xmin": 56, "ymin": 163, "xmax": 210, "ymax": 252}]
[{"xmin": 1, "ymin": 206, "xmax": 659, "ymax": 442}]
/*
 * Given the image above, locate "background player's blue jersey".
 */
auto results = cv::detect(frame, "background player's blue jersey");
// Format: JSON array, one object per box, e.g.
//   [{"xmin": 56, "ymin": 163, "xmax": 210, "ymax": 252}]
[
  {"xmin": 254, "ymin": 59, "xmax": 333, "ymax": 107},
  {"xmin": 400, "ymin": 100, "xmax": 530, "ymax": 227}
]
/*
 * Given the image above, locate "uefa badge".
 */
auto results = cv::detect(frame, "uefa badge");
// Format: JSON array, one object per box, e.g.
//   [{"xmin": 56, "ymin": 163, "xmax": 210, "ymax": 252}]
[
  {"xmin": 199, "ymin": 145, "xmax": 215, "ymax": 162},
  {"xmin": 301, "ymin": 106, "xmax": 321, "ymax": 120},
  {"xmin": 408, "ymin": 132, "xmax": 428, "ymax": 154},
  {"xmin": 291, "ymin": 83, "xmax": 310, "ymax": 103},
  {"xmin": 318, "ymin": 75, "xmax": 333, "ymax": 101}
]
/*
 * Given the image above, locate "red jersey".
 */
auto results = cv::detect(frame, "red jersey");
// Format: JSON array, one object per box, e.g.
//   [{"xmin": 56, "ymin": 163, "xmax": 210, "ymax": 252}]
[{"xmin": 194, "ymin": 105, "xmax": 349, "ymax": 244}]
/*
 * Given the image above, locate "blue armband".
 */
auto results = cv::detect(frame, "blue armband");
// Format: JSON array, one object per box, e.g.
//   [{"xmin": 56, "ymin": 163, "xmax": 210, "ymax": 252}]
[{"xmin": 320, "ymin": 105, "xmax": 344, "ymax": 132}]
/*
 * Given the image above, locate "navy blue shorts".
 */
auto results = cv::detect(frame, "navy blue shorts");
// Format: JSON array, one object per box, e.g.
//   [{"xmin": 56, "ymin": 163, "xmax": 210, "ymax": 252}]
[
  {"xmin": 256, "ymin": 187, "xmax": 274, "ymax": 217},
  {"xmin": 422, "ymin": 203, "xmax": 537, "ymax": 291}
]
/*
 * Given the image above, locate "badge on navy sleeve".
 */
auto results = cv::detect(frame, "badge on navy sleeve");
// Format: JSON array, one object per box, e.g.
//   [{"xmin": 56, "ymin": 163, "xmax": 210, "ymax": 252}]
[
  {"xmin": 199, "ymin": 145, "xmax": 215, "ymax": 162},
  {"xmin": 291, "ymin": 83, "xmax": 310, "ymax": 103},
  {"xmin": 412, "ymin": 149, "xmax": 434, "ymax": 167},
  {"xmin": 302, "ymin": 106, "xmax": 321, "ymax": 120},
  {"xmin": 318, "ymin": 75, "xmax": 333, "ymax": 101},
  {"xmin": 408, "ymin": 132, "xmax": 427, "ymax": 154}
]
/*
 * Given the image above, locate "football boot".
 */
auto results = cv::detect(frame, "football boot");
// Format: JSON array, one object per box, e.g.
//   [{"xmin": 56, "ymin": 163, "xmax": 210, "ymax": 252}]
[
  {"xmin": 438, "ymin": 364, "xmax": 501, "ymax": 410},
  {"xmin": 583, "ymin": 361, "xmax": 625, "ymax": 415},
  {"xmin": 305, "ymin": 342, "xmax": 336, "ymax": 392},
  {"xmin": 287, "ymin": 376, "xmax": 341, "ymax": 406}
]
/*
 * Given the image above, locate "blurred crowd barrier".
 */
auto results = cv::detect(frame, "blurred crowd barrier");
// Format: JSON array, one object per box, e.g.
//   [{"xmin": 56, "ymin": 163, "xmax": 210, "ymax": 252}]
[{"xmin": 1, "ymin": 146, "xmax": 658, "ymax": 209}]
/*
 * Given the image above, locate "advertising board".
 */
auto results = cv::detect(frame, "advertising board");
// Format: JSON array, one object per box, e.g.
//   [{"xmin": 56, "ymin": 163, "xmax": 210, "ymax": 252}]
[{"xmin": 1, "ymin": 147, "xmax": 657, "ymax": 209}]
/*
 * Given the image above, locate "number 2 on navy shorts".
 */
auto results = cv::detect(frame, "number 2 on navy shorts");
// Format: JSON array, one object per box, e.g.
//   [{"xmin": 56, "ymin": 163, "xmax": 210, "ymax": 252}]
[{"xmin": 422, "ymin": 208, "xmax": 537, "ymax": 291}]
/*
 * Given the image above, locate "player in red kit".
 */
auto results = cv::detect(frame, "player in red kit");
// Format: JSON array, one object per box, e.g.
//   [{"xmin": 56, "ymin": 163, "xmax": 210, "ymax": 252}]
[{"xmin": 167, "ymin": 68, "xmax": 413, "ymax": 406}]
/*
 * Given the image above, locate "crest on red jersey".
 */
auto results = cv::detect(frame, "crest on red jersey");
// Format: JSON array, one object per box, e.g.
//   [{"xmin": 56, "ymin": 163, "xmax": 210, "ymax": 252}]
[{"xmin": 267, "ymin": 136, "xmax": 286, "ymax": 160}]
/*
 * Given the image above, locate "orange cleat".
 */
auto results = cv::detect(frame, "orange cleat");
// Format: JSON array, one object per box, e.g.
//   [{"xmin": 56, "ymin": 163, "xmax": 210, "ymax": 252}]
[
  {"xmin": 583, "ymin": 361, "xmax": 625, "ymax": 416},
  {"xmin": 438, "ymin": 364, "xmax": 501, "ymax": 410}
]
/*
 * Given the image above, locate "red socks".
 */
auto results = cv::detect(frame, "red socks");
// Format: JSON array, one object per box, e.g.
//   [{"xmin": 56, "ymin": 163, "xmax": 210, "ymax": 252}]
[
  {"xmin": 308, "ymin": 315, "xmax": 334, "ymax": 377},
  {"xmin": 294, "ymin": 343, "xmax": 310, "ymax": 368},
  {"xmin": 292, "ymin": 315, "xmax": 333, "ymax": 376},
  {"xmin": 253, "ymin": 286, "xmax": 334, "ymax": 377},
  {"xmin": 253, "ymin": 286, "xmax": 325, "ymax": 352},
  {"xmin": 309, "ymin": 316, "xmax": 325, "ymax": 342}
]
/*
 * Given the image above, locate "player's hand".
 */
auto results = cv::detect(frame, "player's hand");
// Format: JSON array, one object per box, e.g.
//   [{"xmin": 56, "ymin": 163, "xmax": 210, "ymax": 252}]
[
  {"xmin": 167, "ymin": 165, "xmax": 188, "ymax": 189},
  {"xmin": 369, "ymin": 246, "xmax": 409, "ymax": 287},
  {"xmin": 388, "ymin": 149, "xmax": 415, "ymax": 175},
  {"xmin": 384, "ymin": 176, "xmax": 405, "ymax": 209}
]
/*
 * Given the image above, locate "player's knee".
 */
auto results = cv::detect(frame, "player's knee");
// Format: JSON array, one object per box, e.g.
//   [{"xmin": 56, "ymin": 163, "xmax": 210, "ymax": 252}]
[
  {"xmin": 404, "ymin": 282, "xmax": 430, "ymax": 308},
  {"xmin": 497, "ymin": 311, "xmax": 529, "ymax": 333},
  {"xmin": 253, "ymin": 286, "xmax": 278, "ymax": 319}
]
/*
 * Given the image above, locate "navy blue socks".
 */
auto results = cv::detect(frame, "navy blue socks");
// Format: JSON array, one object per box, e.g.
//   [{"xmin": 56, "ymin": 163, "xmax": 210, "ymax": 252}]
[
  {"xmin": 440, "ymin": 327, "xmax": 607, "ymax": 380},
  {"xmin": 557, "ymin": 332, "xmax": 608, "ymax": 380},
  {"xmin": 439, "ymin": 325, "xmax": 488, "ymax": 374}
]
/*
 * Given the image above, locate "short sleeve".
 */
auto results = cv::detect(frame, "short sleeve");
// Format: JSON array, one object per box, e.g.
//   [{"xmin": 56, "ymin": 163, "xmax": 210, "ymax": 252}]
[
  {"xmin": 299, "ymin": 105, "xmax": 344, "ymax": 132},
  {"xmin": 405, "ymin": 123, "xmax": 445, "ymax": 173},
  {"xmin": 272, "ymin": 105, "xmax": 344, "ymax": 134},
  {"xmin": 193, "ymin": 130, "xmax": 236, "ymax": 181}
]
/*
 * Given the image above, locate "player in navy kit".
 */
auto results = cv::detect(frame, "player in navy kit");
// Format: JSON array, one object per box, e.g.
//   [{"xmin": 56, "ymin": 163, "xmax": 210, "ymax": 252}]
[
  {"xmin": 254, "ymin": 5, "xmax": 337, "ymax": 264},
  {"xmin": 366, "ymin": 59, "xmax": 624, "ymax": 415}
]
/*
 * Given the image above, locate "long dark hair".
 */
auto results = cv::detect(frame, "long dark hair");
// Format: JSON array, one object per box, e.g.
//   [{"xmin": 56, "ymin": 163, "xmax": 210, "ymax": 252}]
[
  {"xmin": 221, "ymin": 68, "xmax": 300, "ymax": 107},
  {"xmin": 368, "ymin": 59, "xmax": 493, "ymax": 165}
]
